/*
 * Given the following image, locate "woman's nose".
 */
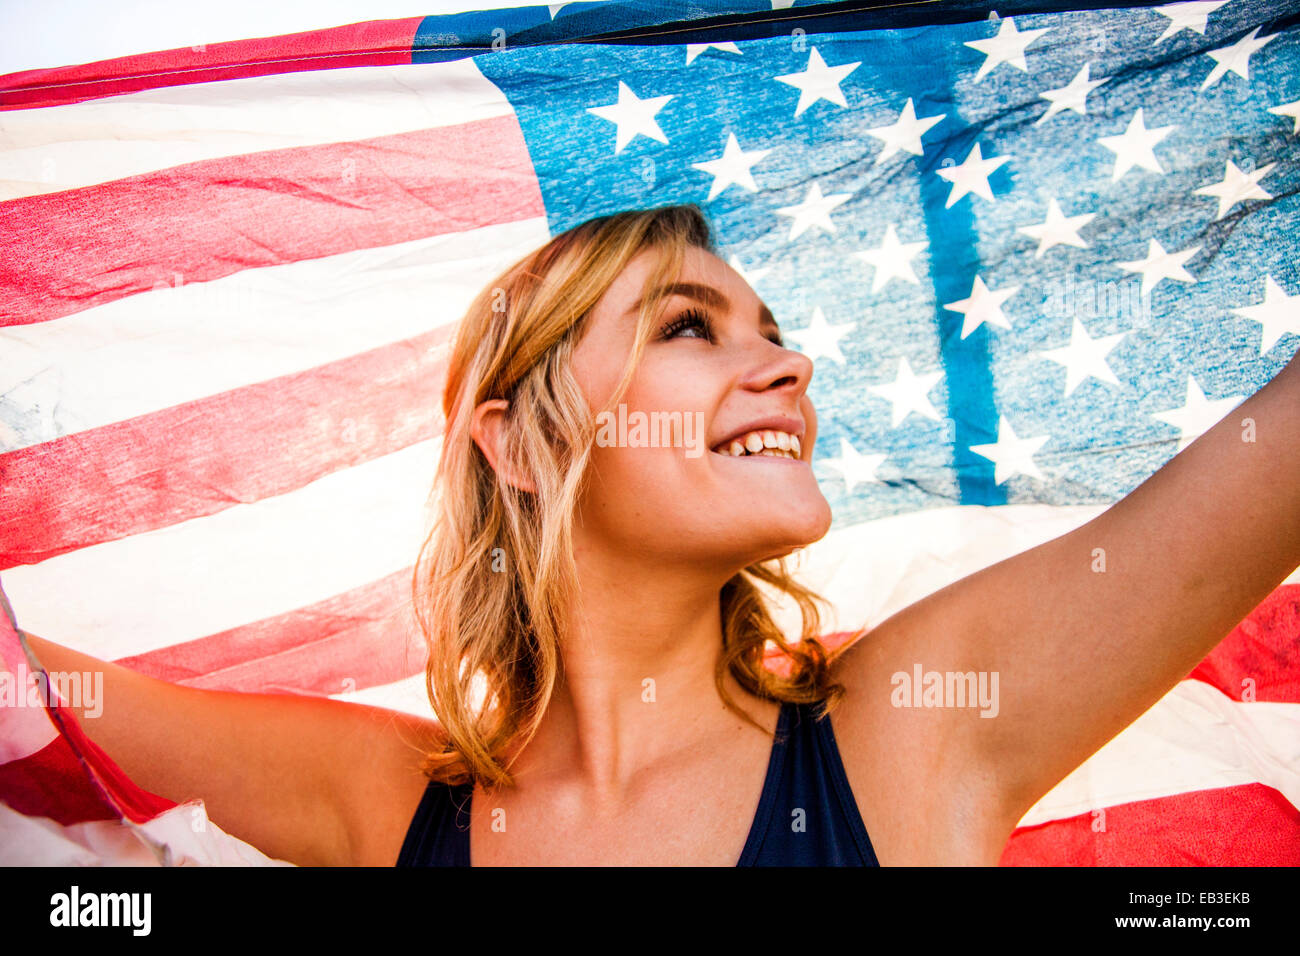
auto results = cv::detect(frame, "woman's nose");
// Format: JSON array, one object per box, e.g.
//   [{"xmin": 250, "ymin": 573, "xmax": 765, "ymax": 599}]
[{"xmin": 746, "ymin": 339, "xmax": 814, "ymax": 395}]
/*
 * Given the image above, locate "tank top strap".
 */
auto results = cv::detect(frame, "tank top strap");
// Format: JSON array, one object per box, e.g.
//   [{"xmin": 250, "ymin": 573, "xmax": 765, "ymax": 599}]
[
  {"xmin": 395, "ymin": 780, "xmax": 472, "ymax": 867},
  {"xmin": 736, "ymin": 700, "xmax": 880, "ymax": 866}
]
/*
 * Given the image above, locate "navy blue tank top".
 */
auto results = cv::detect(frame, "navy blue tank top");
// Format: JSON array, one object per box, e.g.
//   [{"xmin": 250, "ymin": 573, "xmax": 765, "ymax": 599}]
[{"xmin": 396, "ymin": 701, "xmax": 880, "ymax": 866}]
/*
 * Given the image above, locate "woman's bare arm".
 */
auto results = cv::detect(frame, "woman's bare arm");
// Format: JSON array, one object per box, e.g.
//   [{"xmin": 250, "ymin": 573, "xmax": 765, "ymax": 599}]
[
  {"xmin": 21, "ymin": 633, "xmax": 441, "ymax": 866},
  {"xmin": 834, "ymin": 349, "xmax": 1299, "ymax": 852}
]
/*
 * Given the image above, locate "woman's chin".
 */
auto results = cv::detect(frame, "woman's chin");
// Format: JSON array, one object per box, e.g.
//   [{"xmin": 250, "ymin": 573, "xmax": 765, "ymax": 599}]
[
  {"xmin": 783, "ymin": 492, "xmax": 833, "ymax": 538},
  {"xmin": 746, "ymin": 500, "xmax": 833, "ymax": 563}
]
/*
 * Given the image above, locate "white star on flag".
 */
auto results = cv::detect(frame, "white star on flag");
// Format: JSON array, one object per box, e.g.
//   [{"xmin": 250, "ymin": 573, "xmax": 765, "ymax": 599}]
[
  {"xmin": 685, "ymin": 42, "xmax": 742, "ymax": 65},
  {"xmin": 1230, "ymin": 276, "xmax": 1300, "ymax": 356},
  {"xmin": 1201, "ymin": 26, "xmax": 1278, "ymax": 90},
  {"xmin": 1036, "ymin": 62, "xmax": 1109, "ymax": 124},
  {"xmin": 868, "ymin": 357, "xmax": 944, "ymax": 427},
  {"xmin": 1151, "ymin": 377, "xmax": 1245, "ymax": 453},
  {"xmin": 1016, "ymin": 198, "xmax": 1095, "ymax": 258},
  {"xmin": 586, "ymin": 81, "xmax": 674, "ymax": 154},
  {"xmin": 968, "ymin": 416, "xmax": 1050, "ymax": 485},
  {"xmin": 774, "ymin": 47, "xmax": 861, "ymax": 118},
  {"xmin": 1037, "ymin": 318, "xmax": 1126, "ymax": 397},
  {"xmin": 728, "ymin": 255, "xmax": 769, "ymax": 288},
  {"xmin": 1097, "ymin": 108, "xmax": 1175, "ymax": 180},
  {"xmin": 1192, "ymin": 159, "xmax": 1276, "ymax": 220},
  {"xmin": 691, "ymin": 133, "xmax": 772, "ymax": 200},
  {"xmin": 1116, "ymin": 238, "xmax": 1201, "ymax": 298},
  {"xmin": 854, "ymin": 224, "xmax": 928, "ymax": 292},
  {"xmin": 1151, "ymin": 1, "xmax": 1229, "ymax": 44},
  {"xmin": 775, "ymin": 182, "xmax": 853, "ymax": 239},
  {"xmin": 866, "ymin": 98, "xmax": 945, "ymax": 163},
  {"xmin": 963, "ymin": 16, "xmax": 1050, "ymax": 82},
  {"xmin": 821, "ymin": 438, "xmax": 888, "ymax": 494},
  {"xmin": 937, "ymin": 142, "xmax": 1011, "ymax": 208},
  {"xmin": 1268, "ymin": 99, "xmax": 1300, "ymax": 134},
  {"xmin": 944, "ymin": 274, "xmax": 1020, "ymax": 339},
  {"xmin": 548, "ymin": 3, "xmax": 569, "ymax": 18},
  {"xmin": 784, "ymin": 306, "xmax": 855, "ymax": 364}
]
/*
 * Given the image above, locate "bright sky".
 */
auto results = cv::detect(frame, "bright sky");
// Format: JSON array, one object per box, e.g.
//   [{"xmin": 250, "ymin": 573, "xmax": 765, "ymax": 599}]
[{"xmin": 0, "ymin": 0, "xmax": 542, "ymax": 74}]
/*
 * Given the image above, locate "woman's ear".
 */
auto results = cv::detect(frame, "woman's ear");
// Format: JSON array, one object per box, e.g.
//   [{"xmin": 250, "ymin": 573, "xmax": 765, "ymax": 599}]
[{"xmin": 470, "ymin": 399, "xmax": 538, "ymax": 493}]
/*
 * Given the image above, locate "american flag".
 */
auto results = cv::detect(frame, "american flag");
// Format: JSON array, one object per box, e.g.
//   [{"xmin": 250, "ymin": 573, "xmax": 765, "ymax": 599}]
[{"xmin": 1, "ymin": 0, "xmax": 1298, "ymax": 865}]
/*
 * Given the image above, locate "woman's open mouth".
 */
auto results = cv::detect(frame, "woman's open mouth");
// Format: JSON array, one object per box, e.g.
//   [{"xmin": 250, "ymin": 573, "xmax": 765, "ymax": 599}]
[{"xmin": 710, "ymin": 429, "xmax": 803, "ymax": 461}]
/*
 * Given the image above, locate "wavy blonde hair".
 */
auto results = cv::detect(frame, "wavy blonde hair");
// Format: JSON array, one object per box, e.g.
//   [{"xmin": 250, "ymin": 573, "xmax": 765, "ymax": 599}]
[{"xmin": 412, "ymin": 203, "xmax": 847, "ymax": 787}]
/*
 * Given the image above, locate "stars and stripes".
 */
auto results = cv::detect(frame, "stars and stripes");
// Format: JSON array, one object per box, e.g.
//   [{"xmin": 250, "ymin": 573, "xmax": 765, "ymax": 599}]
[{"xmin": 1, "ymin": 0, "xmax": 1298, "ymax": 866}]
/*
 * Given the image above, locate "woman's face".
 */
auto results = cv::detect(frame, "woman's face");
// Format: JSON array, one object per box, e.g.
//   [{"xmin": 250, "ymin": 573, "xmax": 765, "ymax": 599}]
[{"xmin": 569, "ymin": 244, "xmax": 832, "ymax": 572}]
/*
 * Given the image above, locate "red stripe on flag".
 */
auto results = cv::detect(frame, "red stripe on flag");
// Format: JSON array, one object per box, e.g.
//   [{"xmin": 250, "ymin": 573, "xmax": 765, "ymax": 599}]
[
  {"xmin": 1, "ymin": 326, "xmax": 455, "ymax": 570},
  {"xmin": 0, "ymin": 18, "xmax": 426, "ymax": 111},
  {"xmin": 1001, "ymin": 782, "xmax": 1300, "ymax": 865},
  {"xmin": 1187, "ymin": 583, "xmax": 1300, "ymax": 703},
  {"xmin": 45, "ymin": 698, "xmax": 179, "ymax": 824},
  {"xmin": 0, "ymin": 734, "xmax": 121, "ymax": 826},
  {"xmin": 0, "ymin": 118, "xmax": 543, "ymax": 326},
  {"xmin": 114, "ymin": 568, "xmax": 426, "ymax": 696},
  {"xmin": 0, "ymin": 702, "xmax": 176, "ymax": 827}
]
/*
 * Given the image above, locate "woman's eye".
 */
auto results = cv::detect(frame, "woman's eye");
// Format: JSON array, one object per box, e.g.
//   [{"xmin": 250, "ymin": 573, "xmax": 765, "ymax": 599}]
[{"xmin": 661, "ymin": 309, "xmax": 712, "ymax": 341}]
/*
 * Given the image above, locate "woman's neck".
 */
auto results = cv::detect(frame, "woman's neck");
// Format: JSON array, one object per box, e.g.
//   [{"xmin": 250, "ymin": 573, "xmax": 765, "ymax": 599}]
[{"xmin": 498, "ymin": 542, "xmax": 770, "ymax": 799}]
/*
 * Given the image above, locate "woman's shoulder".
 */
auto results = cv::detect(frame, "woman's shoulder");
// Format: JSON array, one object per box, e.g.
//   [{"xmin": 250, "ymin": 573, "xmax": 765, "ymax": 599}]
[
  {"xmin": 825, "ymin": 615, "xmax": 1021, "ymax": 865},
  {"xmin": 321, "ymin": 700, "xmax": 445, "ymax": 866}
]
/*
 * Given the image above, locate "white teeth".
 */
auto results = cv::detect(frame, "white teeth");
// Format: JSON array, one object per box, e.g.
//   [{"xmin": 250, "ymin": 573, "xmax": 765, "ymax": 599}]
[{"xmin": 713, "ymin": 429, "xmax": 804, "ymax": 457}]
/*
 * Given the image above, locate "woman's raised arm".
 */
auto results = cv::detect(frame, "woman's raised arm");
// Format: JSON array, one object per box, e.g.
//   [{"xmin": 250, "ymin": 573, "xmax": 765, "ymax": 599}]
[
  {"xmin": 20, "ymin": 633, "xmax": 442, "ymax": 866},
  {"xmin": 834, "ymin": 350, "xmax": 1299, "ymax": 856}
]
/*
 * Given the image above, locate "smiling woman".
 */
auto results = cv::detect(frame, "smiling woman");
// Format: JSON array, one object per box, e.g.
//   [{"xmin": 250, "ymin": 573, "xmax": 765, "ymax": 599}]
[
  {"xmin": 400, "ymin": 202, "xmax": 886, "ymax": 866},
  {"xmin": 413, "ymin": 204, "xmax": 845, "ymax": 781},
  {"xmin": 399, "ymin": 200, "xmax": 1300, "ymax": 867},
  {"xmin": 16, "ymin": 202, "xmax": 1295, "ymax": 868}
]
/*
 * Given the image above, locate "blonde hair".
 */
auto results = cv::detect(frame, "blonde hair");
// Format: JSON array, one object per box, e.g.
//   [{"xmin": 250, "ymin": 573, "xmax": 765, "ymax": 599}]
[{"xmin": 412, "ymin": 204, "xmax": 846, "ymax": 787}]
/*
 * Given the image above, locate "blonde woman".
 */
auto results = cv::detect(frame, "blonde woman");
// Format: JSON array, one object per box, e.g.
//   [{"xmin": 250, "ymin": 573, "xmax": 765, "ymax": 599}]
[{"xmin": 23, "ymin": 204, "xmax": 1300, "ymax": 866}]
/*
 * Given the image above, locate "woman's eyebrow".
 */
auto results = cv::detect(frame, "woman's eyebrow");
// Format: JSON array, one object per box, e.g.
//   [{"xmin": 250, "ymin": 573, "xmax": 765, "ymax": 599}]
[{"xmin": 625, "ymin": 281, "xmax": 780, "ymax": 334}]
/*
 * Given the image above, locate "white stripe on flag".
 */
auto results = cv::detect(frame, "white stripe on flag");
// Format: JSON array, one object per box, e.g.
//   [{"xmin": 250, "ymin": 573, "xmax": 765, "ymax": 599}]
[
  {"xmin": 2, "ymin": 438, "xmax": 441, "ymax": 658},
  {"xmin": 0, "ymin": 58, "xmax": 516, "ymax": 201},
  {"xmin": 784, "ymin": 504, "xmax": 1298, "ymax": 638},
  {"xmin": 1018, "ymin": 679, "xmax": 1300, "ymax": 826},
  {"xmin": 332, "ymin": 670, "xmax": 432, "ymax": 716},
  {"xmin": 771, "ymin": 503, "xmax": 1111, "ymax": 638},
  {"xmin": 0, "ymin": 216, "xmax": 549, "ymax": 451}
]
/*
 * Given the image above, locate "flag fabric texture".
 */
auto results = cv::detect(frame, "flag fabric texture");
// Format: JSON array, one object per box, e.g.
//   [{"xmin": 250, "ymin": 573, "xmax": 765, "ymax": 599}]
[{"xmin": 1, "ymin": 0, "xmax": 1298, "ymax": 865}]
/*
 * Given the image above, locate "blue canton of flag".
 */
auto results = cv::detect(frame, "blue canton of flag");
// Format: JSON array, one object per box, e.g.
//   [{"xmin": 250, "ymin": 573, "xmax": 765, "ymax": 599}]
[{"xmin": 464, "ymin": 0, "xmax": 1300, "ymax": 525}]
